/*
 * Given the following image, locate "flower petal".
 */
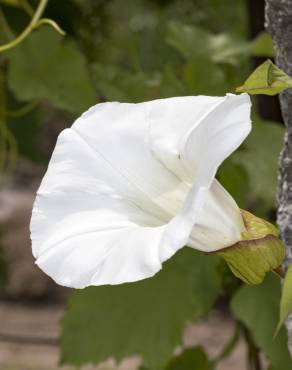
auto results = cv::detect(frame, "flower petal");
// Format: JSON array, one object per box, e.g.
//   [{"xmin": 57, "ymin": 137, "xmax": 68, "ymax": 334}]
[
  {"xmin": 34, "ymin": 202, "xmax": 168, "ymax": 288},
  {"xmin": 31, "ymin": 94, "xmax": 251, "ymax": 287},
  {"xmin": 146, "ymin": 95, "xmax": 224, "ymax": 180},
  {"xmin": 147, "ymin": 93, "xmax": 251, "ymax": 253},
  {"xmin": 180, "ymin": 93, "xmax": 252, "ymax": 180},
  {"xmin": 188, "ymin": 179, "xmax": 246, "ymax": 252},
  {"xmin": 31, "ymin": 106, "xmax": 190, "ymax": 287},
  {"xmin": 164, "ymin": 94, "xmax": 251, "ymax": 253},
  {"xmin": 147, "ymin": 93, "xmax": 251, "ymax": 182}
]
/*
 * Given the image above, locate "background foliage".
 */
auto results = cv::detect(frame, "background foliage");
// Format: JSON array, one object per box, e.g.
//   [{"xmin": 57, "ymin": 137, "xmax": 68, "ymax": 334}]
[{"xmin": 0, "ymin": 0, "xmax": 287, "ymax": 369}]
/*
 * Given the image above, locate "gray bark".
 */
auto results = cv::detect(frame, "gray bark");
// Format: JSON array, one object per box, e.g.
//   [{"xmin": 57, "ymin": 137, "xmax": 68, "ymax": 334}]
[{"xmin": 266, "ymin": 0, "xmax": 292, "ymax": 356}]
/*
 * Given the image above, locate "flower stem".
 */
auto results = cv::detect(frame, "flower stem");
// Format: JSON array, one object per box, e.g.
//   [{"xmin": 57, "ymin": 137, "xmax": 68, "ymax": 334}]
[
  {"xmin": 272, "ymin": 266, "xmax": 286, "ymax": 279},
  {"xmin": 213, "ymin": 322, "xmax": 241, "ymax": 363},
  {"xmin": 242, "ymin": 325, "xmax": 262, "ymax": 370}
]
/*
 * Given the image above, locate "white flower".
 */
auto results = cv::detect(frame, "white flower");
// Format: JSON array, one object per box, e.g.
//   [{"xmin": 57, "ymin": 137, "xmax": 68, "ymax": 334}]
[{"xmin": 30, "ymin": 93, "xmax": 251, "ymax": 288}]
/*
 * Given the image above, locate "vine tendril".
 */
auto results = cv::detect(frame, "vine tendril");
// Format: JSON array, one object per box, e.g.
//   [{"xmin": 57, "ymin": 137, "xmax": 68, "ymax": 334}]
[{"xmin": 0, "ymin": 0, "xmax": 65, "ymax": 54}]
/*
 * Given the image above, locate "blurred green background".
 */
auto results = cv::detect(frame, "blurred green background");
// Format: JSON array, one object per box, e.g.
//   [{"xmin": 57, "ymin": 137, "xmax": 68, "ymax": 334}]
[{"xmin": 0, "ymin": 1, "xmax": 289, "ymax": 370}]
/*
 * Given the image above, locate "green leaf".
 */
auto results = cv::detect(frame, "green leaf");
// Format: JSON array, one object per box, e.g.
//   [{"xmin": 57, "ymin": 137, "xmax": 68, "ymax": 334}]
[
  {"xmin": 8, "ymin": 27, "xmax": 97, "ymax": 114},
  {"xmin": 167, "ymin": 22, "xmax": 249, "ymax": 65},
  {"xmin": 61, "ymin": 249, "xmax": 221, "ymax": 370},
  {"xmin": 183, "ymin": 57, "xmax": 226, "ymax": 95},
  {"xmin": 91, "ymin": 63, "xmax": 188, "ymax": 102},
  {"xmin": 232, "ymin": 117, "xmax": 284, "ymax": 212},
  {"xmin": 231, "ymin": 273, "xmax": 292, "ymax": 370},
  {"xmin": 159, "ymin": 64, "xmax": 188, "ymax": 98},
  {"xmin": 91, "ymin": 64, "xmax": 161, "ymax": 102},
  {"xmin": 0, "ymin": 0, "xmax": 21, "ymax": 7},
  {"xmin": 251, "ymin": 32, "xmax": 274, "ymax": 57},
  {"xmin": 277, "ymin": 264, "xmax": 292, "ymax": 333},
  {"xmin": 217, "ymin": 161, "xmax": 249, "ymax": 208},
  {"xmin": 165, "ymin": 347, "xmax": 214, "ymax": 370},
  {"xmin": 7, "ymin": 106, "xmax": 45, "ymax": 163},
  {"xmin": 167, "ymin": 22, "xmax": 211, "ymax": 60},
  {"xmin": 236, "ymin": 59, "xmax": 292, "ymax": 95}
]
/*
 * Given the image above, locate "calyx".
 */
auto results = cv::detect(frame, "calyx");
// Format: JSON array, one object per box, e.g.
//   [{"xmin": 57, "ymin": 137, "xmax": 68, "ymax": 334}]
[{"xmin": 213, "ymin": 210, "xmax": 285, "ymax": 284}]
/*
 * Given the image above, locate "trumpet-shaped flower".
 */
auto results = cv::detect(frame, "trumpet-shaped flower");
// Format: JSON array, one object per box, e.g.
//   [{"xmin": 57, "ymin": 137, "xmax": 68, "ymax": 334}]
[{"xmin": 30, "ymin": 93, "xmax": 252, "ymax": 288}]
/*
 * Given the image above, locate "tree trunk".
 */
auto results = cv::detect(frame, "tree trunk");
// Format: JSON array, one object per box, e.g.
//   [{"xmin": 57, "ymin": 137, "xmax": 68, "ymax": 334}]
[{"xmin": 265, "ymin": 0, "xmax": 292, "ymax": 356}]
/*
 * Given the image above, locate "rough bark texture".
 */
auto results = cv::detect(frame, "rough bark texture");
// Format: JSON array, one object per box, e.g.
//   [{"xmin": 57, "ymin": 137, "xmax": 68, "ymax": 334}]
[{"xmin": 265, "ymin": 0, "xmax": 292, "ymax": 356}]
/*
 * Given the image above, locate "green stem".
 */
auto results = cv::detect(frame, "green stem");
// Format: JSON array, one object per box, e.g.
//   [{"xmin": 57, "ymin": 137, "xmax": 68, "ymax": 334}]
[
  {"xmin": 0, "ymin": 68, "xmax": 17, "ymax": 182},
  {"xmin": 7, "ymin": 101, "xmax": 39, "ymax": 118},
  {"xmin": 0, "ymin": 0, "xmax": 48, "ymax": 53},
  {"xmin": 213, "ymin": 322, "xmax": 241, "ymax": 364},
  {"xmin": 0, "ymin": 120, "xmax": 18, "ymax": 183},
  {"xmin": 242, "ymin": 325, "xmax": 262, "ymax": 370},
  {"xmin": 35, "ymin": 18, "xmax": 65, "ymax": 35},
  {"xmin": 20, "ymin": 0, "xmax": 34, "ymax": 16},
  {"xmin": 272, "ymin": 266, "xmax": 286, "ymax": 279}
]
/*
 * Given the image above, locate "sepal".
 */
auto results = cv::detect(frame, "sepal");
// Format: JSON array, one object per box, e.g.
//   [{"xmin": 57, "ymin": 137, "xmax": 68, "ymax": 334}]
[{"xmin": 212, "ymin": 210, "xmax": 285, "ymax": 284}]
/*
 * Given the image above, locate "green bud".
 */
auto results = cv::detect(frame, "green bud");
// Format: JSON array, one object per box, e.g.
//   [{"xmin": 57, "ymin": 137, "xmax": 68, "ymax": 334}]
[
  {"xmin": 213, "ymin": 210, "xmax": 285, "ymax": 285},
  {"xmin": 236, "ymin": 59, "xmax": 292, "ymax": 96}
]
